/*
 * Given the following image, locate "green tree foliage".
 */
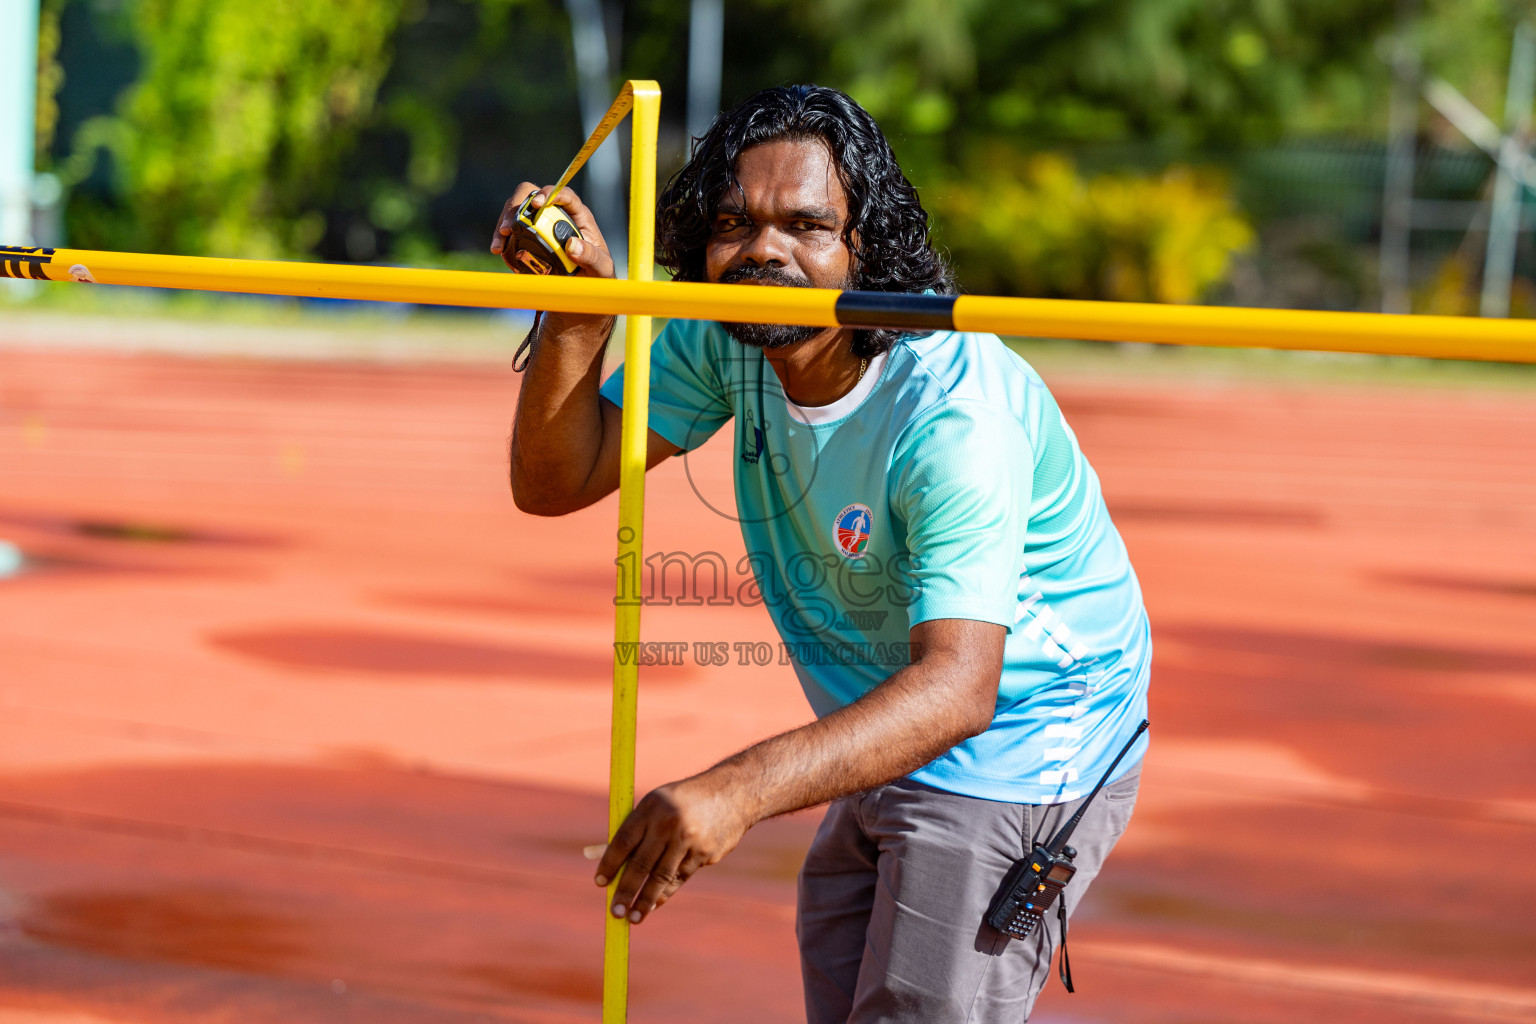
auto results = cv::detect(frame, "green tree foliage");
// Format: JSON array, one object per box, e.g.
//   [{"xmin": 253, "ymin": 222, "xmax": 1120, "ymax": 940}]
[
  {"xmin": 935, "ymin": 151, "xmax": 1252, "ymax": 302},
  {"xmin": 763, "ymin": 0, "xmax": 1415, "ymax": 298},
  {"xmin": 64, "ymin": 0, "xmax": 408, "ymax": 257},
  {"xmin": 47, "ymin": 0, "xmax": 1536, "ymax": 303},
  {"xmin": 791, "ymin": 0, "xmax": 1399, "ymax": 156},
  {"xmin": 321, "ymin": 0, "xmax": 580, "ymax": 262}
]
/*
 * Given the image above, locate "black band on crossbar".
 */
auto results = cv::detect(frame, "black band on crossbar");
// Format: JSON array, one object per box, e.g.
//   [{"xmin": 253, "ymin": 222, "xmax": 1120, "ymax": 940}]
[{"xmin": 834, "ymin": 291, "xmax": 956, "ymax": 331}]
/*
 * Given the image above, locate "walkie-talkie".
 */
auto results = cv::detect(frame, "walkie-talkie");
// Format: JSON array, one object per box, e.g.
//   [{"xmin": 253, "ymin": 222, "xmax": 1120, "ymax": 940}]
[{"xmin": 986, "ymin": 719, "xmax": 1149, "ymax": 950}]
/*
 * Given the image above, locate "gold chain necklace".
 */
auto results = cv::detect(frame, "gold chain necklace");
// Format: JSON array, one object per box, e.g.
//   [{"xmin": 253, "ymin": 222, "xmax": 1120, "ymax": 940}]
[{"xmin": 857, "ymin": 356, "xmax": 869, "ymax": 382}]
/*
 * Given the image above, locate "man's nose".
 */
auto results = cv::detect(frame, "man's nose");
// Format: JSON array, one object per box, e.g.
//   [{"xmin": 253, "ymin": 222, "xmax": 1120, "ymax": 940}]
[{"xmin": 739, "ymin": 224, "xmax": 791, "ymax": 267}]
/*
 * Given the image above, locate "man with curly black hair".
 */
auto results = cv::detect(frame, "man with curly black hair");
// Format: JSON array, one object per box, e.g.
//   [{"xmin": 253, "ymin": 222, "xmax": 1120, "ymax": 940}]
[{"xmin": 494, "ymin": 85, "xmax": 1150, "ymax": 1023}]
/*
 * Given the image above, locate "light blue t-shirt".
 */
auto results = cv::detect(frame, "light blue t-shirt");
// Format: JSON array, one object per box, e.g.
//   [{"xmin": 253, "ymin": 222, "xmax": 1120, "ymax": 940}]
[{"xmin": 601, "ymin": 319, "xmax": 1150, "ymax": 804}]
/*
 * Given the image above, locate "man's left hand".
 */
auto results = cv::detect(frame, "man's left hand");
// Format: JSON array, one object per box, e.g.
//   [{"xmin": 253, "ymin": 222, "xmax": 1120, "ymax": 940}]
[{"xmin": 594, "ymin": 773, "xmax": 753, "ymax": 924}]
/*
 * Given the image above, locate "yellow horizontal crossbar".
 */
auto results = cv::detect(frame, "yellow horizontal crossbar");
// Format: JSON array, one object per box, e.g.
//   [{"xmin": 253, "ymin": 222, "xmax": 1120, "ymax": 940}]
[{"xmin": 5, "ymin": 245, "xmax": 1535, "ymax": 364}]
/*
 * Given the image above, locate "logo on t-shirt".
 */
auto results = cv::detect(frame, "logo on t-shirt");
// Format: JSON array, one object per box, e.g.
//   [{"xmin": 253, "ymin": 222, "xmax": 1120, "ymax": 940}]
[{"xmin": 834, "ymin": 503, "xmax": 874, "ymax": 559}]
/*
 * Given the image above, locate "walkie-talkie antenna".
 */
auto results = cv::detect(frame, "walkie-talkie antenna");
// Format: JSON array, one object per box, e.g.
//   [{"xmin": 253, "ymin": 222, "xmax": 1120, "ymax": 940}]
[{"xmin": 1043, "ymin": 719, "xmax": 1149, "ymax": 856}]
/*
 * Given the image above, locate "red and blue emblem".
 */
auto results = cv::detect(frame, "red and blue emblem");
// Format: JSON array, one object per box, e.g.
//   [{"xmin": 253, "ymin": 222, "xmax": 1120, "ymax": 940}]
[{"xmin": 834, "ymin": 503, "xmax": 874, "ymax": 559}]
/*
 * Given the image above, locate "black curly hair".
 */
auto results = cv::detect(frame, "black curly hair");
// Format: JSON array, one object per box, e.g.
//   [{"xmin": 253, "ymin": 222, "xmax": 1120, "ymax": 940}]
[{"xmin": 656, "ymin": 85, "xmax": 953, "ymax": 358}]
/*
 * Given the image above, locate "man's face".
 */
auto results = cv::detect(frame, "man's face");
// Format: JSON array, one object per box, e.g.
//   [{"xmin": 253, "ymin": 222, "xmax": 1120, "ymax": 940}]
[{"xmin": 705, "ymin": 137, "xmax": 856, "ymax": 349}]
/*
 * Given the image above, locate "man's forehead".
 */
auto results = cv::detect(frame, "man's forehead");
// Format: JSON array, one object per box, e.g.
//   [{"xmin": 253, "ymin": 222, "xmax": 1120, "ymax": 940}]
[{"xmin": 723, "ymin": 137, "xmax": 846, "ymax": 215}]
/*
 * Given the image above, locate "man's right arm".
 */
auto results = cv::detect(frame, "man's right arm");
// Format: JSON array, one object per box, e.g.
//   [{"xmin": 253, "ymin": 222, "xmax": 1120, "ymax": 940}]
[{"xmin": 493, "ymin": 183, "xmax": 680, "ymax": 516}]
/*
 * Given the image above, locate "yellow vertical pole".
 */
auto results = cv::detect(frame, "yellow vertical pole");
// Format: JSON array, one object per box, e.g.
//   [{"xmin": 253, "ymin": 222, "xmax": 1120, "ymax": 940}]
[{"xmin": 605, "ymin": 79, "xmax": 660, "ymax": 1024}]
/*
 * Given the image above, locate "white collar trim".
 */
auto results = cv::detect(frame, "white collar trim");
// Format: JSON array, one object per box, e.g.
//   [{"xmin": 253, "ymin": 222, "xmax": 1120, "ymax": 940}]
[{"xmin": 784, "ymin": 351, "xmax": 888, "ymax": 425}]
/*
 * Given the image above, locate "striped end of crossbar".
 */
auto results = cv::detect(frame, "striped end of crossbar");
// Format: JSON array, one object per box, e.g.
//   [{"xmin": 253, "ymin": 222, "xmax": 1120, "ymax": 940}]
[{"xmin": 0, "ymin": 246, "xmax": 55, "ymax": 281}]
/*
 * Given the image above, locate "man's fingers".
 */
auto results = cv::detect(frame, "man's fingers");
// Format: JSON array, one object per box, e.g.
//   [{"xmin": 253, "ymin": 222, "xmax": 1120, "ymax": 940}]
[
  {"xmin": 594, "ymin": 816, "xmax": 644, "ymax": 888},
  {"xmin": 490, "ymin": 182, "xmax": 613, "ymax": 278},
  {"xmin": 654, "ymin": 841, "xmax": 712, "ymax": 914},
  {"xmin": 591, "ymin": 785, "xmax": 732, "ymax": 923},
  {"xmin": 490, "ymin": 183, "xmax": 539, "ymax": 255},
  {"xmin": 562, "ymin": 235, "xmax": 613, "ymax": 278},
  {"xmin": 544, "ymin": 186, "xmax": 612, "ymax": 277},
  {"xmin": 544, "ymin": 186, "xmax": 607, "ymax": 243},
  {"xmin": 609, "ymin": 837, "xmax": 665, "ymax": 922},
  {"xmin": 649, "ymin": 849, "xmax": 709, "ymax": 911},
  {"xmin": 626, "ymin": 841, "xmax": 694, "ymax": 923}
]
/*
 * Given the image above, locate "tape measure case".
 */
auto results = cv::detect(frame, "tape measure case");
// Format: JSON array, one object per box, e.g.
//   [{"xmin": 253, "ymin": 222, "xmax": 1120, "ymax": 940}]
[{"xmin": 509, "ymin": 197, "xmax": 583, "ymax": 276}]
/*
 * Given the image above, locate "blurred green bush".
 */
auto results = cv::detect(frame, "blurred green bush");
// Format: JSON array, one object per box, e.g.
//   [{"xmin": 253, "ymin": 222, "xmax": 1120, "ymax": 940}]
[
  {"xmin": 934, "ymin": 150, "xmax": 1253, "ymax": 302},
  {"xmin": 59, "ymin": 0, "xmax": 407, "ymax": 258},
  {"xmin": 34, "ymin": 0, "xmax": 1536, "ymax": 311}
]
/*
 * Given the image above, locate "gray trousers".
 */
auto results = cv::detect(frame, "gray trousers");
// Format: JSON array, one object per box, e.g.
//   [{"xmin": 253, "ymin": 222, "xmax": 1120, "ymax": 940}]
[{"xmin": 797, "ymin": 763, "xmax": 1141, "ymax": 1024}]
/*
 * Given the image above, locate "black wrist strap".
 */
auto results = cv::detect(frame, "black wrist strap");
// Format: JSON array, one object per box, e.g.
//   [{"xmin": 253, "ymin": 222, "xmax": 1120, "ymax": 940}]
[
  {"xmin": 513, "ymin": 310, "xmax": 545, "ymax": 372},
  {"xmin": 1057, "ymin": 898, "xmax": 1074, "ymax": 993}
]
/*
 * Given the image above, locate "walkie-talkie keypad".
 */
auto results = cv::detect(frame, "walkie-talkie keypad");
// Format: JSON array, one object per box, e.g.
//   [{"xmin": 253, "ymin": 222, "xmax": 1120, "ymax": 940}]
[{"xmin": 987, "ymin": 847, "xmax": 1076, "ymax": 940}]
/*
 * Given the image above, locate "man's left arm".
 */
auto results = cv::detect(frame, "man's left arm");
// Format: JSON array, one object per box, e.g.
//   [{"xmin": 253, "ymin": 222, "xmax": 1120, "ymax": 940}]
[
  {"xmin": 594, "ymin": 616, "xmax": 1005, "ymax": 924},
  {"xmin": 597, "ymin": 398, "xmax": 1030, "ymax": 923}
]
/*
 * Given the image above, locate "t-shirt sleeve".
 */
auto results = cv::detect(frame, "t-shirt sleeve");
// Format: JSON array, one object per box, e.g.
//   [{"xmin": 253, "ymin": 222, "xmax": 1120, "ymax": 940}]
[
  {"xmin": 891, "ymin": 400, "xmax": 1032, "ymax": 632},
  {"xmin": 599, "ymin": 319, "xmax": 733, "ymax": 452}
]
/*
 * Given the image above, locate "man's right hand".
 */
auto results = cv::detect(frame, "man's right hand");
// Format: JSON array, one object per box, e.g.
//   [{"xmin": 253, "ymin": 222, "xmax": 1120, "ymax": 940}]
[
  {"xmin": 497, "ymin": 182, "xmax": 681, "ymax": 517},
  {"xmin": 491, "ymin": 182, "xmax": 616, "ymax": 281}
]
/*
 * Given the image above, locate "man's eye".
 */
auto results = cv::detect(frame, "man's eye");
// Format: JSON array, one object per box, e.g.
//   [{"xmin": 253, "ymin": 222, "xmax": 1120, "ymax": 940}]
[{"xmin": 715, "ymin": 217, "xmax": 747, "ymax": 232}]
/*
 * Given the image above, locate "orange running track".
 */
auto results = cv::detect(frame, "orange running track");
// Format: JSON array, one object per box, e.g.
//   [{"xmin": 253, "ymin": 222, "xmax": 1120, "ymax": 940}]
[{"xmin": 0, "ymin": 342, "xmax": 1533, "ymax": 1024}]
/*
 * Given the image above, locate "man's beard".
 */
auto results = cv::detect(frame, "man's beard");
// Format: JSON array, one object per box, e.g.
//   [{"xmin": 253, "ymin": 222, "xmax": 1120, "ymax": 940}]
[{"xmin": 717, "ymin": 264, "xmax": 843, "ymax": 349}]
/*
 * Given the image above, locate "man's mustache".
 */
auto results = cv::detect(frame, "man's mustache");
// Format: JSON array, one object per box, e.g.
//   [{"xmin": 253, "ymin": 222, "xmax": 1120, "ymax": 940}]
[{"xmin": 718, "ymin": 264, "xmax": 813, "ymax": 288}]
